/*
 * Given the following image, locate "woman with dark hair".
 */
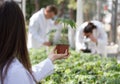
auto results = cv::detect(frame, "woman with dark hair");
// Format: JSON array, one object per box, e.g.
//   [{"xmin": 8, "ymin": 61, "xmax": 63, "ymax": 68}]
[
  {"xmin": 0, "ymin": 1, "xmax": 69, "ymax": 84},
  {"xmin": 75, "ymin": 21, "xmax": 108, "ymax": 56}
]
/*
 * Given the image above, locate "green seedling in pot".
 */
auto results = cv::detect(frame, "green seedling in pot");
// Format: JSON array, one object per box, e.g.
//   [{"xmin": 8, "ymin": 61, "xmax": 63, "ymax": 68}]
[{"xmin": 55, "ymin": 18, "xmax": 76, "ymax": 54}]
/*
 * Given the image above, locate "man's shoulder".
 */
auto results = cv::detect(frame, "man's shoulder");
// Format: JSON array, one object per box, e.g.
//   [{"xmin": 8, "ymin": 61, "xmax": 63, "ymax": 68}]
[{"xmin": 30, "ymin": 9, "xmax": 44, "ymax": 21}]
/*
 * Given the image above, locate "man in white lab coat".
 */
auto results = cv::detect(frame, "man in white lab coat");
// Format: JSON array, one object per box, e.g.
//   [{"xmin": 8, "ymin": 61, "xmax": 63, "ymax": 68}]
[
  {"xmin": 75, "ymin": 21, "xmax": 108, "ymax": 56},
  {"xmin": 28, "ymin": 5, "xmax": 61, "ymax": 49}
]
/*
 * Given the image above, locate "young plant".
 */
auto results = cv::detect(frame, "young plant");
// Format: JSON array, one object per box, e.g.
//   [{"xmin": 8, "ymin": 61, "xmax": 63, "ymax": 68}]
[
  {"xmin": 47, "ymin": 29, "xmax": 56, "ymax": 44},
  {"xmin": 55, "ymin": 18, "xmax": 76, "ymax": 54},
  {"xmin": 56, "ymin": 18, "xmax": 76, "ymax": 44}
]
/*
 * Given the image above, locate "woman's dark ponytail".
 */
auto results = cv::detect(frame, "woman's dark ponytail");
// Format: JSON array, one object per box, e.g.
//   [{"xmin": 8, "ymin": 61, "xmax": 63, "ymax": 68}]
[{"xmin": 83, "ymin": 22, "xmax": 97, "ymax": 33}]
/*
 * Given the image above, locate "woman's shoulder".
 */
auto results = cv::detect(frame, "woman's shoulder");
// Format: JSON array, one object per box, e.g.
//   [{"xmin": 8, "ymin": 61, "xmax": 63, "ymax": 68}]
[
  {"xmin": 4, "ymin": 58, "xmax": 32, "ymax": 84},
  {"xmin": 7, "ymin": 58, "xmax": 26, "ymax": 76},
  {"xmin": 9, "ymin": 59, "xmax": 24, "ymax": 70}
]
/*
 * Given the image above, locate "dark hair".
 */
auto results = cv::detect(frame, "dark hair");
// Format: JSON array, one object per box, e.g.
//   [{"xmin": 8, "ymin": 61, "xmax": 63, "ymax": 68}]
[
  {"xmin": 83, "ymin": 22, "xmax": 97, "ymax": 33},
  {"xmin": 46, "ymin": 5, "xmax": 58, "ymax": 15},
  {"xmin": 0, "ymin": 1, "xmax": 36, "ymax": 84}
]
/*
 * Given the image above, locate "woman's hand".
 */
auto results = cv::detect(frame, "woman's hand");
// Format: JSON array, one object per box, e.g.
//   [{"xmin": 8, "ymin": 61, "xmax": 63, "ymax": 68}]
[
  {"xmin": 48, "ymin": 48, "xmax": 69, "ymax": 62},
  {"xmin": 89, "ymin": 34, "xmax": 97, "ymax": 43}
]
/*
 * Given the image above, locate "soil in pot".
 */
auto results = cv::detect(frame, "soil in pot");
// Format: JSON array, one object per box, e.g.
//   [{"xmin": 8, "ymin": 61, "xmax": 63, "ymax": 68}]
[{"xmin": 55, "ymin": 44, "xmax": 69, "ymax": 54}]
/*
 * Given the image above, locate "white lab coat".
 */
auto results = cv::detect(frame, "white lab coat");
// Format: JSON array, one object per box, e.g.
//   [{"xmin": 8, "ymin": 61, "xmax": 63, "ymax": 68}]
[
  {"xmin": 28, "ymin": 8, "xmax": 62, "ymax": 49},
  {"xmin": 2, "ymin": 58, "xmax": 54, "ymax": 84},
  {"xmin": 75, "ymin": 21, "xmax": 108, "ymax": 56}
]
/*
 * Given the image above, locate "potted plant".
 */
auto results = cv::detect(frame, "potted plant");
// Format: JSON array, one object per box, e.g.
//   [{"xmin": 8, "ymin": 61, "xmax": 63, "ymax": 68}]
[
  {"xmin": 55, "ymin": 18, "xmax": 76, "ymax": 54},
  {"xmin": 47, "ymin": 29, "xmax": 57, "ymax": 45}
]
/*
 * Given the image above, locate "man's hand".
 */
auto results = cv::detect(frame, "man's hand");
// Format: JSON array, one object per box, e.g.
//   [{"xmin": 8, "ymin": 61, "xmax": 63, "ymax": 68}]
[
  {"xmin": 89, "ymin": 34, "xmax": 97, "ymax": 43},
  {"xmin": 43, "ymin": 42, "xmax": 51, "ymax": 46}
]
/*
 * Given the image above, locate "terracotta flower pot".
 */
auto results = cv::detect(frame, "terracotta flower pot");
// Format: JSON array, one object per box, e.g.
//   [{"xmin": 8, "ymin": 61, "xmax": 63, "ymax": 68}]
[{"xmin": 55, "ymin": 44, "xmax": 69, "ymax": 54}]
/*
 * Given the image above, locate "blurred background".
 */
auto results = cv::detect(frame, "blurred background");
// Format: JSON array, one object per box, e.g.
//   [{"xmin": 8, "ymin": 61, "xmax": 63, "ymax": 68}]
[
  {"xmin": 8, "ymin": 0, "xmax": 120, "ymax": 44},
  {"xmin": 3, "ymin": 0, "xmax": 120, "ymax": 57}
]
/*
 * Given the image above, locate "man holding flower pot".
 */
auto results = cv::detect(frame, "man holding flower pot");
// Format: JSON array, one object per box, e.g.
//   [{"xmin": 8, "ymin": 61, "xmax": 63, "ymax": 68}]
[{"xmin": 28, "ymin": 5, "xmax": 62, "ymax": 49}]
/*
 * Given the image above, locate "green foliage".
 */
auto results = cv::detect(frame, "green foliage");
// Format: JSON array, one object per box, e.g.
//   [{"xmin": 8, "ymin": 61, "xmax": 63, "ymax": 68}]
[
  {"xmin": 57, "ymin": 18, "xmax": 76, "ymax": 29},
  {"xmin": 47, "ymin": 18, "xmax": 76, "ymax": 44},
  {"xmin": 30, "ymin": 48, "xmax": 120, "ymax": 84},
  {"xmin": 29, "ymin": 48, "xmax": 47, "ymax": 65},
  {"xmin": 56, "ymin": 18, "xmax": 76, "ymax": 44}
]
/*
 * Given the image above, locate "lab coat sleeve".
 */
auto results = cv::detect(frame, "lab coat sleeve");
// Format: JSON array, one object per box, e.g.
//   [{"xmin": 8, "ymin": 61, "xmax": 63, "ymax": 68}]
[
  {"xmin": 96, "ymin": 24, "xmax": 108, "ymax": 56},
  {"xmin": 97, "ymin": 25, "xmax": 108, "ymax": 47},
  {"xmin": 75, "ymin": 22, "xmax": 89, "ymax": 51},
  {"xmin": 29, "ymin": 18, "xmax": 44, "ymax": 44},
  {"xmin": 75, "ymin": 28, "xmax": 86, "ymax": 51},
  {"xmin": 32, "ymin": 58, "xmax": 54, "ymax": 82}
]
